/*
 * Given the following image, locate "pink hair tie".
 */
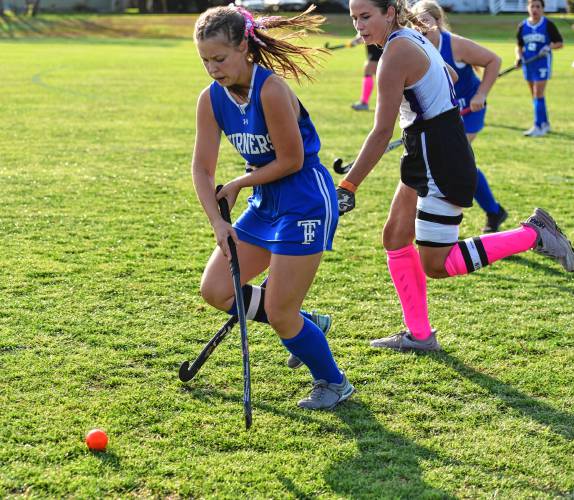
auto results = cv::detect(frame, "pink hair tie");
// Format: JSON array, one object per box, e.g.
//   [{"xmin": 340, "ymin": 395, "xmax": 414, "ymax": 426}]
[{"xmin": 233, "ymin": 4, "xmax": 268, "ymax": 46}]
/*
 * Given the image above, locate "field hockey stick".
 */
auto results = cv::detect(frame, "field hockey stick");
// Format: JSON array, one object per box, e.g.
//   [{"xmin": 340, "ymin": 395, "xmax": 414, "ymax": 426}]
[
  {"xmin": 216, "ymin": 186, "xmax": 252, "ymax": 430},
  {"xmin": 332, "ymin": 138, "xmax": 403, "ymax": 175},
  {"xmin": 324, "ymin": 41, "xmax": 352, "ymax": 51},
  {"xmin": 179, "ymin": 316, "xmax": 237, "ymax": 383},
  {"xmin": 178, "ymin": 275, "xmax": 267, "ymax": 383},
  {"xmin": 498, "ymin": 52, "xmax": 546, "ymax": 77}
]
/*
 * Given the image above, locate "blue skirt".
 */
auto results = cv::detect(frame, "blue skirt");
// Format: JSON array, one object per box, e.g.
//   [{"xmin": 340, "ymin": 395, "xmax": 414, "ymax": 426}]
[
  {"xmin": 234, "ymin": 161, "xmax": 338, "ymax": 256},
  {"xmin": 523, "ymin": 55, "xmax": 552, "ymax": 81}
]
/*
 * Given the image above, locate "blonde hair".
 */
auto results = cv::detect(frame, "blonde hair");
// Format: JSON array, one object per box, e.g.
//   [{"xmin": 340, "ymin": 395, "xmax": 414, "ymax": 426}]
[
  {"xmin": 411, "ymin": 0, "xmax": 451, "ymax": 31},
  {"xmin": 366, "ymin": 0, "xmax": 428, "ymax": 31},
  {"xmin": 194, "ymin": 5, "xmax": 326, "ymax": 83}
]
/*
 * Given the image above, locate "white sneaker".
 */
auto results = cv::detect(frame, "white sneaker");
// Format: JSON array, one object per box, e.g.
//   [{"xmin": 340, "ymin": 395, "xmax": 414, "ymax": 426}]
[
  {"xmin": 523, "ymin": 125, "xmax": 545, "ymax": 137},
  {"xmin": 540, "ymin": 122, "xmax": 551, "ymax": 134}
]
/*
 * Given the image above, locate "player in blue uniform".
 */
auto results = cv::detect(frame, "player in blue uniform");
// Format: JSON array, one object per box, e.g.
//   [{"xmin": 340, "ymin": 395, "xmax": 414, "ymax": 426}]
[
  {"xmin": 337, "ymin": 0, "xmax": 574, "ymax": 352},
  {"xmin": 516, "ymin": 0, "xmax": 563, "ymax": 137},
  {"xmin": 413, "ymin": 0, "xmax": 507, "ymax": 233},
  {"xmin": 193, "ymin": 5, "xmax": 354, "ymax": 410}
]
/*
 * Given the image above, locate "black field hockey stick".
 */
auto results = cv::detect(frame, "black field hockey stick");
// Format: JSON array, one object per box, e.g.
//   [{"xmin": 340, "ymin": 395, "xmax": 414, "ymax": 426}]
[
  {"xmin": 332, "ymin": 138, "xmax": 403, "ymax": 175},
  {"xmin": 179, "ymin": 316, "xmax": 237, "ymax": 383},
  {"xmin": 324, "ymin": 41, "xmax": 352, "ymax": 51},
  {"xmin": 216, "ymin": 186, "xmax": 252, "ymax": 430},
  {"xmin": 178, "ymin": 275, "xmax": 267, "ymax": 383},
  {"xmin": 498, "ymin": 52, "xmax": 546, "ymax": 77}
]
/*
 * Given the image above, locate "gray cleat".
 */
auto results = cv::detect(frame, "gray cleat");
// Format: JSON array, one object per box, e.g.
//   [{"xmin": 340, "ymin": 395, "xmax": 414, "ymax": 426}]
[
  {"xmin": 287, "ymin": 312, "xmax": 332, "ymax": 369},
  {"xmin": 522, "ymin": 208, "xmax": 574, "ymax": 272},
  {"xmin": 370, "ymin": 329, "xmax": 442, "ymax": 352},
  {"xmin": 351, "ymin": 101, "xmax": 369, "ymax": 111},
  {"xmin": 297, "ymin": 373, "xmax": 355, "ymax": 410}
]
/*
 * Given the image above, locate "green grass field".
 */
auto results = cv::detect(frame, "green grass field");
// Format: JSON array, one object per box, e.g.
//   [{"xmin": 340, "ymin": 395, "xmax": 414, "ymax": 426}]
[{"xmin": 1, "ymin": 13, "xmax": 574, "ymax": 498}]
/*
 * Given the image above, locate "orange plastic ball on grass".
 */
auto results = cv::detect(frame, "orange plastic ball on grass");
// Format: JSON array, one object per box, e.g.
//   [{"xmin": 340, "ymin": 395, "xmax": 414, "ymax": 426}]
[{"xmin": 85, "ymin": 429, "xmax": 108, "ymax": 451}]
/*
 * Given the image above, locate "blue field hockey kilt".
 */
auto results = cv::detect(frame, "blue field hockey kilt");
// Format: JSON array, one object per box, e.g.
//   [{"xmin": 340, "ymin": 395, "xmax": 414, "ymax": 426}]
[
  {"xmin": 210, "ymin": 64, "xmax": 338, "ymax": 256},
  {"xmin": 518, "ymin": 17, "xmax": 554, "ymax": 82}
]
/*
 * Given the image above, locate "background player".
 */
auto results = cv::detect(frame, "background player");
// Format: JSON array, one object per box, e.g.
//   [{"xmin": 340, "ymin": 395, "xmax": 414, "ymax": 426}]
[
  {"xmin": 413, "ymin": 0, "xmax": 507, "ymax": 233},
  {"xmin": 350, "ymin": 35, "xmax": 383, "ymax": 111},
  {"xmin": 516, "ymin": 0, "xmax": 563, "ymax": 137},
  {"xmin": 193, "ymin": 5, "xmax": 354, "ymax": 409}
]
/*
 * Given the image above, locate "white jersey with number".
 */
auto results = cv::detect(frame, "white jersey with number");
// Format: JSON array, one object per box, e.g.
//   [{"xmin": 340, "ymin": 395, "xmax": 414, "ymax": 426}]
[{"xmin": 383, "ymin": 28, "xmax": 458, "ymax": 129}]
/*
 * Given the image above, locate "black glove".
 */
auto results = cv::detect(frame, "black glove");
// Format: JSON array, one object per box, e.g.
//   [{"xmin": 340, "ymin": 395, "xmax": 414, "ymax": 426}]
[{"xmin": 337, "ymin": 187, "xmax": 355, "ymax": 215}]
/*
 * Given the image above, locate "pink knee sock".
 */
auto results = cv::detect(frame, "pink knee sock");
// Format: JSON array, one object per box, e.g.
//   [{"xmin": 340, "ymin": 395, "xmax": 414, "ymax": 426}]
[
  {"xmin": 387, "ymin": 244, "xmax": 432, "ymax": 340},
  {"xmin": 445, "ymin": 226, "xmax": 538, "ymax": 276},
  {"xmin": 360, "ymin": 75, "xmax": 374, "ymax": 105}
]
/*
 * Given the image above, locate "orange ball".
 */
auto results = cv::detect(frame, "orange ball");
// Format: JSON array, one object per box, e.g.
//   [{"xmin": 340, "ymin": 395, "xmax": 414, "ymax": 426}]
[{"xmin": 85, "ymin": 429, "xmax": 108, "ymax": 451}]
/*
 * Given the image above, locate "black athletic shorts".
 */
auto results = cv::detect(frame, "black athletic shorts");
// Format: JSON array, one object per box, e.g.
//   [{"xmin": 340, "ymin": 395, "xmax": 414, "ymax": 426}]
[
  {"xmin": 367, "ymin": 45, "xmax": 383, "ymax": 62},
  {"xmin": 401, "ymin": 107, "xmax": 477, "ymax": 208}
]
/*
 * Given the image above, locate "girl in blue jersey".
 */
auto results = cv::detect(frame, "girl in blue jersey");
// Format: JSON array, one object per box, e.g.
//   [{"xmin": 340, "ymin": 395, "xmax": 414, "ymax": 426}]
[
  {"xmin": 337, "ymin": 0, "xmax": 574, "ymax": 352},
  {"xmin": 413, "ymin": 0, "xmax": 506, "ymax": 233},
  {"xmin": 516, "ymin": 0, "xmax": 563, "ymax": 137},
  {"xmin": 193, "ymin": 5, "xmax": 354, "ymax": 410}
]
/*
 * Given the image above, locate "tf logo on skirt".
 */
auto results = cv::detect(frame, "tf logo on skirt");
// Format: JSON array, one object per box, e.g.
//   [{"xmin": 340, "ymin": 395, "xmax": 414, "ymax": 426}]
[{"xmin": 298, "ymin": 220, "xmax": 321, "ymax": 245}]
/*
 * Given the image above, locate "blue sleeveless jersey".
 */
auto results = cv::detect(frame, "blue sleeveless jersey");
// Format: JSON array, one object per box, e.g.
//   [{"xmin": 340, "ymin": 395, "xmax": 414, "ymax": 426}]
[
  {"xmin": 518, "ymin": 17, "xmax": 553, "ymax": 81},
  {"xmin": 519, "ymin": 17, "xmax": 552, "ymax": 60},
  {"xmin": 207, "ymin": 64, "xmax": 338, "ymax": 256},
  {"xmin": 439, "ymin": 31, "xmax": 480, "ymax": 105},
  {"xmin": 209, "ymin": 64, "xmax": 321, "ymax": 168}
]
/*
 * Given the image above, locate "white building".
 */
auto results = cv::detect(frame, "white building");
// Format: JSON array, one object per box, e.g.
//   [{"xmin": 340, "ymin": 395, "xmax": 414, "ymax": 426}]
[{"xmin": 441, "ymin": 0, "xmax": 567, "ymax": 13}]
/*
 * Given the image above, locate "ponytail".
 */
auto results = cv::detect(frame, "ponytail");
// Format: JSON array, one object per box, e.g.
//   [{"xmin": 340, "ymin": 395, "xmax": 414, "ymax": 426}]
[{"xmin": 194, "ymin": 5, "xmax": 326, "ymax": 83}]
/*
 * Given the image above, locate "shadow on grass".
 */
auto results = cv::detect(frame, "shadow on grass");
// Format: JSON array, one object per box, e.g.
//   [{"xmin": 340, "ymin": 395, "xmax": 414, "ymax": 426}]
[
  {"xmin": 488, "ymin": 122, "xmax": 574, "ymax": 139},
  {"xmin": 183, "ymin": 385, "xmax": 453, "ymax": 497},
  {"xmin": 481, "ymin": 254, "xmax": 574, "ymax": 295},
  {"xmin": 322, "ymin": 399, "xmax": 454, "ymax": 499},
  {"xmin": 91, "ymin": 449, "xmax": 122, "ymax": 470},
  {"xmin": 179, "ymin": 384, "xmax": 323, "ymax": 426},
  {"xmin": 504, "ymin": 254, "xmax": 573, "ymax": 279},
  {"xmin": 434, "ymin": 352, "xmax": 574, "ymax": 441}
]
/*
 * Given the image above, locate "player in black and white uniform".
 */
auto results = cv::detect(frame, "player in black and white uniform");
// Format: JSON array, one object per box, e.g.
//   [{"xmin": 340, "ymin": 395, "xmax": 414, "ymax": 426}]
[{"xmin": 337, "ymin": 0, "xmax": 574, "ymax": 351}]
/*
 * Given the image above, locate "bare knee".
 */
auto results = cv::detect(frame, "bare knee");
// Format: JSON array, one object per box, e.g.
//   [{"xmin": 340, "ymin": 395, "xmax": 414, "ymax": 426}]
[
  {"xmin": 421, "ymin": 259, "xmax": 449, "ymax": 279},
  {"xmin": 266, "ymin": 300, "xmax": 298, "ymax": 334},
  {"xmin": 383, "ymin": 221, "xmax": 415, "ymax": 250},
  {"xmin": 266, "ymin": 302, "xmax": 289, "ymax": 332},
  {"xmin": 200, "ymin": 276, "xmax": 233, "ymax": 311}
]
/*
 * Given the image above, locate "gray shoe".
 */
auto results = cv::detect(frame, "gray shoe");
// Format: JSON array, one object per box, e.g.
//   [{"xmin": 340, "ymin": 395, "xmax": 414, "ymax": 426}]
[
  {"xmin": 522, "ymin": 208, "xmax": 574, "ymax": 272},
  {"xmin": 297, "ymin": 373, "xmax": 355, "ymax": 410},
  {"xmin": 370, "ymin": 329, "xmax": 441, "ymax": 352},
  {"xmin": 351, "ymin": 101, "xmax": 369, "ymax": 111},
  {"xmin": 287, "ymin": 312, "xmax": 332, "ymax": 369}
]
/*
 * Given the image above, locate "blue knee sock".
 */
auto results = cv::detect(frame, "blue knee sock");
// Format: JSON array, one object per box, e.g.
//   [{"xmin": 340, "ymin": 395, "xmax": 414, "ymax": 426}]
[
  {"xmin": 474, "ymin": 167, "xmax": 500, "ymax": 215},
  {"xmin": 533, "ymin": 97, "xmax": 548, "ymax": 127},
  {"xmin": 281, "ymin": 317, "xmax": 342, "ymax": 384}
]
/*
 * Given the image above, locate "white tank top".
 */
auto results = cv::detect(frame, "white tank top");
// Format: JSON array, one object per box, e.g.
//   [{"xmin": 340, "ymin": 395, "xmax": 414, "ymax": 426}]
[{"xmin": 383, "ymin": 27, "xmax": 458, "ymax": 129}]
